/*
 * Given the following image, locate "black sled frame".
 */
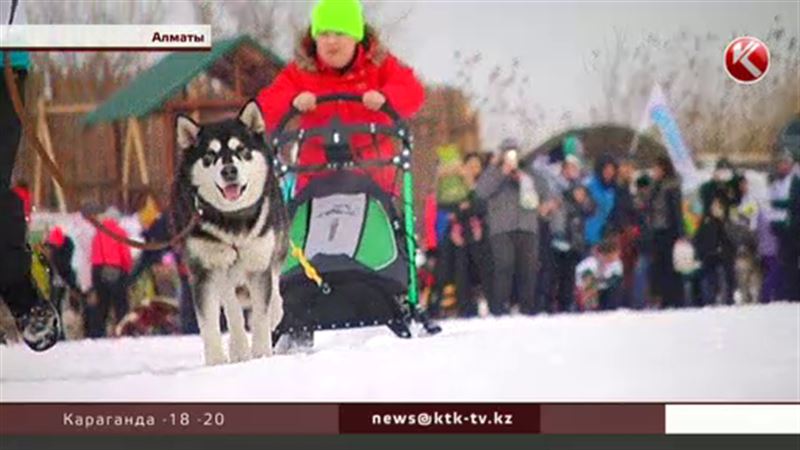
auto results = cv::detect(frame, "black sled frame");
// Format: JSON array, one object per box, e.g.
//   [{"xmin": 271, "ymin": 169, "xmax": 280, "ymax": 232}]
[{"xmin": 268, "ymin": 93, "xmax": 440, "ymax": 348}]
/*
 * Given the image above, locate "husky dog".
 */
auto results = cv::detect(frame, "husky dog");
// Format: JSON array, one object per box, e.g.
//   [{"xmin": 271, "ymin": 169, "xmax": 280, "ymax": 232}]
[{"xmin": 173, "ymin": 101, "xmax": 289, "ymax": 365}]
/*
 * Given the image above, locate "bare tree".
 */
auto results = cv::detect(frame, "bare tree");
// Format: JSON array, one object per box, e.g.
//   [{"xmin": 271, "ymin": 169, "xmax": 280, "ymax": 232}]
[
  {"xmin": 192, "ymin": 0, "xmax": 413, "ymax": 55},
  {"xmin": 26, "ymin": 0, "xmax": 166, "ymax": 80},
  {"xmin": 587, "ymin": 15, "xmax": 799, "ymax": 160},
  {"xmin": 452, "ymin": 51, "xmax": 548, "ymax": 148},
  {"xmin": 363, "ymin": 1, "xmax": 415, "ymax": 49},
  {"xmin": 190, "ymin": 0, "xmax": 300, "ymax": 56}
]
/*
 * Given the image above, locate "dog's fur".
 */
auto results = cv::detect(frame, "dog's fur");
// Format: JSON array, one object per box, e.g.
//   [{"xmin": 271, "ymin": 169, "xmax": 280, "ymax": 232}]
[{"xmin": 173, "ymin": 101, "xmax": 289, "ymax": 365}]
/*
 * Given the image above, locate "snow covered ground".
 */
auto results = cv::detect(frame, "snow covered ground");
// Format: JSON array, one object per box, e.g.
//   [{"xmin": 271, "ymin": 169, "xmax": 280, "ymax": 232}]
[{"xmin": 1, "ymin": 303, "xmax": 798, "ymax": 402}]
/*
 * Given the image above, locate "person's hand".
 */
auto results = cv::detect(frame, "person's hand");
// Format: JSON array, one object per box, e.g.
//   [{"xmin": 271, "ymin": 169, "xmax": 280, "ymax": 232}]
[
  {"xmin": 362, "ymin": 90, "xmax": 386, "ymax": 111},
  {"xmin": 292, "ymin": 91, "xmax": 317, "ymax": 112},
  {"xmin": 450, "ymin": 222, "xmax": 465, "ymax": 247},
  {"xmin": 539, "ymin": 199, "xmax": 558, "ymax": 217},
  {"xmin": 469, "ymin": 216, "xmax": 484, "ymax": 242}
]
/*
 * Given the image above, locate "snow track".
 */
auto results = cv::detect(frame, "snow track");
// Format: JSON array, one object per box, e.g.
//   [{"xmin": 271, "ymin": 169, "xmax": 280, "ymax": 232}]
[{"xmin": 1, "ymin": 303, "xmax": 798, "ymax": 402}]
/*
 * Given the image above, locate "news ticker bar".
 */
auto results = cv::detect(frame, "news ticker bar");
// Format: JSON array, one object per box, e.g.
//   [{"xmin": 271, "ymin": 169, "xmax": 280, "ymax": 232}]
[
  {"xmin": 3, "ymin": 435, "xmax": 799, "ymax": 450},
  {"xmin": 0, "ymin": 404, "xmax": 798, "ymax": 435},
  {"xmin": 0, "ymin": 25, "xmax": 211, "ymax": 50}
]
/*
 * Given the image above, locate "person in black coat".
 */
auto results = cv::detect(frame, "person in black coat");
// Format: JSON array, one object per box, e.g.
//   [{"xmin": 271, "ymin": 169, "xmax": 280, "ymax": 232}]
[
  {"xmin": 694, "ymin": 159, "xmax": 742, "ymax": 306},
  {"xmin": 43, "ymin": 227, "xmax": 80, "ymax": 302},
  {"xmin": 786, "ymin": 161, "xmax": 800, "ymax": 300},
  {"xmin": 608, "ymin": 157, "xmax": 641, "ymax": 308},
  {"xmin": 550, "ymin": 184, "xmax": 594, "ymax": 312},
  {"xmin": 43, "ymin": 227, "xmax": 82, "ymax": 340},
  {"xmin": 430, "ymin": 152, "xmax": 494, "ymax": 318},
  {"xmin": 608, "ymin": 158, "xmax": 639, "ymax": 235},
  {"xmin": 693, "ymin": 193, "xmax": 737, "ymax": 306},
  {"xmin": 699, "ymin": 158, "xmax": 743, "ymax": 217},
  {"xmin": 0, "ymin": 0, "xmax": 60, "ymax": 350},
  {"xmin": 643, "ymin": 156, "xmax": 686, "ymax": 308}
]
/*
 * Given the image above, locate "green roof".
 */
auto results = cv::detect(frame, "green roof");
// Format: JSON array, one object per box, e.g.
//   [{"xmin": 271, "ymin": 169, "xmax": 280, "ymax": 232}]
[{"xmin": 83, "ymin": 35, "xmax": 284, "ymax": 125}]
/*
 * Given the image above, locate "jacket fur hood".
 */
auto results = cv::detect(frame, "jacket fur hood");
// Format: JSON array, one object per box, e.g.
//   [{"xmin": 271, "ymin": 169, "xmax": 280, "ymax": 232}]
[{"xmin": 293, "ymin": 25, "xmax": 388, "ymax": 72}]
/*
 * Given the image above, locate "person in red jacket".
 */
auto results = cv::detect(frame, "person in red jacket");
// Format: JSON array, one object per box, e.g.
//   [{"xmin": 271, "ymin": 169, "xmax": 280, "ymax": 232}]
[
  {"xmin": 87, "ymin": 215, "xmax": 132, "ymax": 338},
  {"xmin": 256, "ymin": 0, "xmax": 424, "ymax": 194},
  {"xmin": 11, "ymin": 181, "xmax": 31, "ymax": 222}
]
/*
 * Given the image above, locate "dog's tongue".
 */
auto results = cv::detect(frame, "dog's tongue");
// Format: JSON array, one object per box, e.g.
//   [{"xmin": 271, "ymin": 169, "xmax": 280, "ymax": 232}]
[{"xmin": 223, "ymin": 185, "xmax": 241, "ymax": 201}]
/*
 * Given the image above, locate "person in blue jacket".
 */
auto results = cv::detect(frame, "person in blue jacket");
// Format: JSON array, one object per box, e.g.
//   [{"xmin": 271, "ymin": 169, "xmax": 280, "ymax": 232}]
[{"xmin": 584, "ymin": 154, "xmax": 619, "ymax": 248}]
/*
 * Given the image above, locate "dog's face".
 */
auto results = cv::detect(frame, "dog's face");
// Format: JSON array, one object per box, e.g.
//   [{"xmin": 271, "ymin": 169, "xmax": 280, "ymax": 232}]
[{"xmin": 176, "ymin": 101, "xmax": 271, "ymax": 213}]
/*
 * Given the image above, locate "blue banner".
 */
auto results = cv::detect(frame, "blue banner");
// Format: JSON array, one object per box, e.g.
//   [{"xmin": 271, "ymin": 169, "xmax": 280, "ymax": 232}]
[{"xmin": 650, "ymin": 104, "xmax": 699, "ymax": 185}]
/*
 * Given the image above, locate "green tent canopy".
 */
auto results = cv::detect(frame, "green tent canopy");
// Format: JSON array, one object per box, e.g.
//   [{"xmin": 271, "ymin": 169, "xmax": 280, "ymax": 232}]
[
  {"xmin": 524, "ymin": 124, "xmax": 671, "ymax": 168},
  {"xmin": 83, "ymin": 35, "xmax": 284, "ymax": 126}
]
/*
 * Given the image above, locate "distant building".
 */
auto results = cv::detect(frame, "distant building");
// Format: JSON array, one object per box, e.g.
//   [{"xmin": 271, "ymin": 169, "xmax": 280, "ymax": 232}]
[{"xmin": 410, "ymin": 85, "xmax": 482, "ymax": 227}]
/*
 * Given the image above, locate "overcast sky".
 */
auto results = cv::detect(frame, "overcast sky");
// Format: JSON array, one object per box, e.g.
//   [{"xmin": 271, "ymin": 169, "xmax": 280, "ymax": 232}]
[{"xmin": 168, "ymin": 1, "xmax": 800, "ymax": 147}]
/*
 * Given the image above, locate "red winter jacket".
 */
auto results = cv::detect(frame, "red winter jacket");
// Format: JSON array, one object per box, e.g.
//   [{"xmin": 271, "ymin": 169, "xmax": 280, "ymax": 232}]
[
  {"xmin": 90, "ymin": 218, "xmax": 133, "ymax": 273},
  {"xmin": 12, "ymin": 185, "xmax": 31, "ymax": 221},
  {"xmin": 423, "ymin": 192, "xmax": 438, "ymax": 252},
  {"xmin": 257, "ymin": 28, "xmax": 424, "ymax": 194}
]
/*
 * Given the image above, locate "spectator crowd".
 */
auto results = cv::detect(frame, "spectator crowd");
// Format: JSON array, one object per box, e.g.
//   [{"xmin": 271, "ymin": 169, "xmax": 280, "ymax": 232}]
[
  {"xmin": 3, "ymin": 137, "xmax": 799, "ymax": 343},
  {"xmin": 420, "ymin": 137, "xmax": 800, "ymax": 318}
]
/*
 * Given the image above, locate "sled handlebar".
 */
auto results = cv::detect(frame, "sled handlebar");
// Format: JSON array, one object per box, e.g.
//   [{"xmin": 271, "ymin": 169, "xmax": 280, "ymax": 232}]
[
  {"xmin": 273, "ymin": 93, "xmax": 404, "ymax": 135},
  {"xmin": 270, "ymin": 122, "xmax": 409, "ymax": 151}
]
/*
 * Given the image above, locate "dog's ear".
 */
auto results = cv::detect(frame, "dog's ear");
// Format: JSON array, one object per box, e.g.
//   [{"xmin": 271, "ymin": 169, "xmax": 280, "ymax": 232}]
[
  {"xmin": 176, "ymin": 115, "xmax": 201, "ymax": 150},
  {"xmin": 238, "ymin": 100, "xmax": 266, "ymax": 135}
]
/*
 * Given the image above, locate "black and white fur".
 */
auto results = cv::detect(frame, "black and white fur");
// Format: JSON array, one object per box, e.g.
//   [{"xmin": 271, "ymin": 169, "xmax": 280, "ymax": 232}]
[{"xmin": 173, "ymin": 101, "xmax": 289, "ymax": 365}]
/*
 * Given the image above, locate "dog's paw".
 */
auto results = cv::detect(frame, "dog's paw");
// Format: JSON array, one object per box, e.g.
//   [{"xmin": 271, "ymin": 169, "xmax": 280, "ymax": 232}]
[
  {"xmin": 204, "ymin": 348, "xmax": 228, "ymax": 366},
  {"xmin": 252, "ymin": 343, "xmax": 273, "ymax": 359},
  {"xmin": 230, "ymin": 350, "xmax": 251, "ymax": 363},
  {"xmin": 229, "ymin": 336, "xmax": 251, "ymax": 363},
  {"xmin": 250, "ymin": 323, "xmax": 274, "ymax": 359}
]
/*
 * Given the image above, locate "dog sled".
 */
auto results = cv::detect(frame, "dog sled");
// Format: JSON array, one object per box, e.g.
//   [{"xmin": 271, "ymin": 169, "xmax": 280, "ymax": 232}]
[{"xmin": 269, "ymin": 94, "xmax": 441, "ymax": 348}]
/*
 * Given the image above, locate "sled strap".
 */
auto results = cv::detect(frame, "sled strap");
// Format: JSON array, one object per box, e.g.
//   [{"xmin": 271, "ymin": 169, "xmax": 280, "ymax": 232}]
[{"xmin": 289, "ymin": 240, "xmax": 324, "ymax": 288}]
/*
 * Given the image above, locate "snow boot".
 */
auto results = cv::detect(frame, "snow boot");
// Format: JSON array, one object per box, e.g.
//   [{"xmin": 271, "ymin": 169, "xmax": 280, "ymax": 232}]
[
  {"xmin": 3, "ymin": 274, "xmax": 60, "ymax": 352},
  {"xmin": 15, "ymin": 298, "xmax": 60, "ymax": 352},
  {"xmin": 0, "ymin": 191, "xmax": 60, "ymax": 352}
]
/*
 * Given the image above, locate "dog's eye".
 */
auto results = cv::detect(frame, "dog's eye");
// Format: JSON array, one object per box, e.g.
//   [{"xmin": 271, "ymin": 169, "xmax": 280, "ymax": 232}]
[{"xmin": 202, "ymin": 153, "xmax": 215, "ymax": 167}]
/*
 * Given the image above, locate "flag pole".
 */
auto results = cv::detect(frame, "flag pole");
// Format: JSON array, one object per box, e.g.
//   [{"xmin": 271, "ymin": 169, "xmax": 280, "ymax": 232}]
[
  {"xmin": 628, "ymin": 131, "xmax": 641, "ymax": 157},
  {"xmin": 629, "ymin": 83, "xmax": 656, "ymax": 157}
]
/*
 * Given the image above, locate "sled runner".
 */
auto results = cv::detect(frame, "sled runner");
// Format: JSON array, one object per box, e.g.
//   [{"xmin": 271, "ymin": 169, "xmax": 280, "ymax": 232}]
[{"xmin": 269, "ymin": 94, "xmax": 441, "ymax": 348}]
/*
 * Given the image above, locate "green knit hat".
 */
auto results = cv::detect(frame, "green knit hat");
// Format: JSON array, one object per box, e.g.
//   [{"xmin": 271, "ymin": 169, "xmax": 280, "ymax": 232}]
[{"xmin": 311, "ymin": 0, "xmax": 365, "ymax": 42}]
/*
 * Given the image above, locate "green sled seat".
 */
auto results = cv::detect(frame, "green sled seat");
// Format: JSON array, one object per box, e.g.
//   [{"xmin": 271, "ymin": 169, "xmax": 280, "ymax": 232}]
[{"xmin": 275, "ymin": 172, "xmax": 413, "ymax": 344}]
